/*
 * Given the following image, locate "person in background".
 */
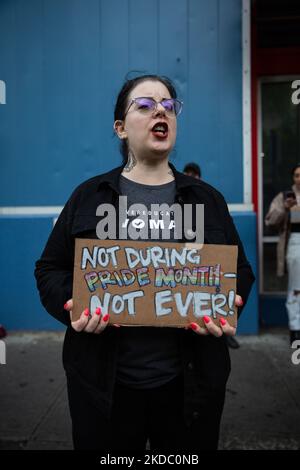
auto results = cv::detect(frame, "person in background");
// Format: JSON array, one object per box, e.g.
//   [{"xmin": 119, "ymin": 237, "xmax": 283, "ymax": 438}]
[
  {"xmin": 0, "ymin": 325, "xmax": 6, "ymax": 339},
  {"xmin": 183, "ymin": 162, "xmax": 240, "ymax": 349},
  {"xmin": 183, "ymin": 162, "xmax": 201, "ymax": 179},
  {"xmin": 265, "ymin": 164, "xmax": 300, "ymax": 346}
]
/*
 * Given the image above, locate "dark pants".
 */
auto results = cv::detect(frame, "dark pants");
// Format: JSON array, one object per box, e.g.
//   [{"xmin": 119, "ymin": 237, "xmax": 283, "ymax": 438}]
[{"xmin": 67, "ymin": 374, "xmax": 225, "ymax": 452}]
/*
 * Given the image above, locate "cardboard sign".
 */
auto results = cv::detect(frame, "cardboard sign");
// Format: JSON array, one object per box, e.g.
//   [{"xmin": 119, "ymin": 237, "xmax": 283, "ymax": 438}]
[{"xmin": 72, "ymin": 239, "xmax": 238, "ymax": 327}]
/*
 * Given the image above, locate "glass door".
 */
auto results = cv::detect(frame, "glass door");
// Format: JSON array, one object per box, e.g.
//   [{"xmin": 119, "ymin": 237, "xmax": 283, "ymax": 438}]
[{"xmin": 259, "ymin": 77, "xmax": 300, "ymax": 295}]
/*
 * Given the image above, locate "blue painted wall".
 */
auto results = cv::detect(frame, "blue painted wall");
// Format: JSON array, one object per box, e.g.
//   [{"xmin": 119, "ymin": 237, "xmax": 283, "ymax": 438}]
[
  {"xmin": 0, "ymin": 217, "xmax": 65, "ymax": 331},
  {"xmin": 232, "ymin": 213, "xmax": 258, "ymax": 335},
  {"xmin": 0, "ymin": 0, "xmax": 243, "ymax": 204},
  {"xmin": 0, "ymin": 0, "xmax": 258, "ymax": 332}
]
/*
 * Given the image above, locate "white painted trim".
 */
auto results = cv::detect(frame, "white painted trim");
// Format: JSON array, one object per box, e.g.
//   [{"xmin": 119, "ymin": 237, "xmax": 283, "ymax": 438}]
[
  {"xmin": 257, "ymin": 80, "xmax": 264, "ymax": 294},
  {"xmin": 0, "ymin": 203, "xmax": 254, "ymax": 216},
  {"xmin": 242, "ymin": 0, "xmax": 252, "ymax": 205},
  {"xmin": 0, "ymin": 206, "xmax": 63, "ymax": 216},
  {"xmin": 263, "ymin": 236, "xmax": 279, "ymax": 243},
  {"xmin": 228, "ymin": 203, "xmax": 253, "ymax": 212}
]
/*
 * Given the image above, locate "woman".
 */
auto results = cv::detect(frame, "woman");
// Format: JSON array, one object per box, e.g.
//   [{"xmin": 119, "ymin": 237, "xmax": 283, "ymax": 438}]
[
  {"xmin": 35, "ymin": 74, "xmax": 255, "ymax": 451},
  {"xmin": 265, "ymin": 164, "xmax": 300, "ymax": 345}
]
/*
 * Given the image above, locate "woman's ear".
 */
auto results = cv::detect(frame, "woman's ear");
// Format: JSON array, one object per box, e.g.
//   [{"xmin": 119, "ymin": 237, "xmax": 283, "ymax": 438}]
[{"xmin": 114, "ymin": 120, "xmax": 127, "ymax": 139}]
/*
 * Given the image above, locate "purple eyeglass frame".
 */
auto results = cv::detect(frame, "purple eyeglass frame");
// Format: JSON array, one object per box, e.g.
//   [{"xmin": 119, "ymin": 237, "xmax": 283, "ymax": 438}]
[{"xmin": 124, "ymin": 97, "xmax": 183, "ymax": 117}]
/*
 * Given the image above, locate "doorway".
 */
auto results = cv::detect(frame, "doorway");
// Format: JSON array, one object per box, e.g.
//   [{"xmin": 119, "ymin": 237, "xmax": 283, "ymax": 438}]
[{"xmin": 258, "ymin": 76, "xmax": 300, "ymax": 321}]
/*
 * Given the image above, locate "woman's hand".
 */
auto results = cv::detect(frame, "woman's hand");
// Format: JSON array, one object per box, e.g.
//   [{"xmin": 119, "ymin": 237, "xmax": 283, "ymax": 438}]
[
  {"xmin": 186, "ymin": 294, "xmax": 243, "ymax": 337},
  {"xmin": 284, "ymin": 197, "xmax": 297, "ymax": 210},
  {"xmin": 64, "ymin": 299, "xmax": 120, "ymax": 334}
]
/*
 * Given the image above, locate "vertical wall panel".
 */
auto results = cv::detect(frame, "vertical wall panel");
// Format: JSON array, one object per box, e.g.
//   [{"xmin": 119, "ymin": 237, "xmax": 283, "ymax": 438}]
[
  {"xmin": 218, "ymin": 0, "xmax": 243, "ymax": 199},
  {"xmin": 99, "ymin": 0, "xmax": 130, "ymax": 173},
  {"xmin": 158, "ymin": 0, "xmax": 188, "ymax": 164},
  {"xmin": 128, "ymin": 0, "xmax": 158, "ymax": 73},
  {"xmin": 188, "ymin": 0, "xmax": 220, "ymax": 185}
]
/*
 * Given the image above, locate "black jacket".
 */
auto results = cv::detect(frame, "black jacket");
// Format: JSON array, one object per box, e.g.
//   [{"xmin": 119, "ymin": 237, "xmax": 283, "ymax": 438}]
[{"xmin": 34, "ymin": 163, "xmax": 255, "ymax": 426}]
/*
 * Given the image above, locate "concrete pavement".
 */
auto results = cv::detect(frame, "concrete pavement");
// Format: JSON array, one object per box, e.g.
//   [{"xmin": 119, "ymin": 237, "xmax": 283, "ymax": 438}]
[{"xmin": 0, "ymin": 328, "xmax": 299, "ymax": 450}]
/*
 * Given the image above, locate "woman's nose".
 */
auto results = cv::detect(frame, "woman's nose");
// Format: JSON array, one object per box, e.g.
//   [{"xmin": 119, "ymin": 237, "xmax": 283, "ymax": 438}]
[{"xmin": 153, "ymin": 103, "xmax": 166, "ymax": 116}]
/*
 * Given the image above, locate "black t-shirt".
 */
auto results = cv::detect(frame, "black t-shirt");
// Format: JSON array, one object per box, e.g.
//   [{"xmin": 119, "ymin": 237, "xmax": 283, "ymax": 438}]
[{"xmin": 116, "ymin": 175, "xmax": 183, "ymax": 389}]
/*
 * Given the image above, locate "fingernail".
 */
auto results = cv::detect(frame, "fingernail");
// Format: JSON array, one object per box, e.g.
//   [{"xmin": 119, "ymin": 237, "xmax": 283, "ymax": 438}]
[
  {"xmin": 220, "ymin": 318, "xmax": 226, "ymax": 326},
  {"xmin": 84, "ymin": 308, "xmax": 89, "ymax": 317},
  {"xmin": 103, "ymin": 314, "xmax": 109, "ymax": 322},
  {"xmin": 203, "ymin": 316, "xmax": 210, "ymax": 324},
  {"xmin": 64, "ymin": 302, "xmax": 69, "ymax": 310},
  {"xmin": 189, "ymin": 323, "xmax": 198, "ymax": 330},
  {"xmin": 95, "ymin": 307, "xmax": 101, "ymax": 315}
]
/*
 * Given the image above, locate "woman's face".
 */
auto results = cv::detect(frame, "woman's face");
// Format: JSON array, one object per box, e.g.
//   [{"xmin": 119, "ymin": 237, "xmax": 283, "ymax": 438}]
[
  {"xmin": 293, "ymin": 167, "xmax": 300, "ymax": 188},
  {"xmin": 119, "ymin": 80, "xmax": 177, "ymax": 160}
]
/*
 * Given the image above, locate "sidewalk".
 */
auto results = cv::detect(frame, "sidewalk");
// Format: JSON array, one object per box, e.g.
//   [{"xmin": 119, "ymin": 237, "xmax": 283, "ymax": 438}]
[{"xmin": 0, "ymin": 328, "xmax": 299, "ymax": 450}]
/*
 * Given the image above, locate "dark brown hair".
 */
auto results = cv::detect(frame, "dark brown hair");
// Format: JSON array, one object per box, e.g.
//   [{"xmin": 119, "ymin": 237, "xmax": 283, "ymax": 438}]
[{"xmin": 114, "ymin": 74, "xmax": 178, "ymax": 162}]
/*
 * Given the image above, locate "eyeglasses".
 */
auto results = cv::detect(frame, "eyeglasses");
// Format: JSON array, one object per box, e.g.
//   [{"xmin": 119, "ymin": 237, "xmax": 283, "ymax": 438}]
[{"xmin": 124, "ymin": 97, "xmax": 183, "ymax": 117}]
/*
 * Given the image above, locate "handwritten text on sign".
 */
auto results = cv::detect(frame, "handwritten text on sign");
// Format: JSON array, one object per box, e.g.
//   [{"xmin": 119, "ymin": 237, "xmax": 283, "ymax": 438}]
[{"xmin": 72, "ymin": 239, "xmax": 238, "ymax": 327}]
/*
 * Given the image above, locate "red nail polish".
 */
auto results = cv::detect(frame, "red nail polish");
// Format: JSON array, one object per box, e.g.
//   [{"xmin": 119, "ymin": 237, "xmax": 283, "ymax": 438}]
[
  {"xmin": 203, "ymin": 316, "xmax": 210, "ymax": 324},
  {"xmin": 64, "ymin": 302, "xmax": 68, "ymax": 310},
  {"xmin": 103, "ymin": 314, "xmax": 109, "ymax": 322},
  {"xmin": 190, "ymin": 323, "xmax": 198, "ymax": 330},
  {"xmin": 84, "ymin": 308, "xmax": 89, "ymax": 316},
  {"xmin": 95, "ymin": 307, "xmax": 101, "ymax": 315},
  {"xmin": 220, "ymin": 318, "xmax": 226, "ymax": 326}
]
